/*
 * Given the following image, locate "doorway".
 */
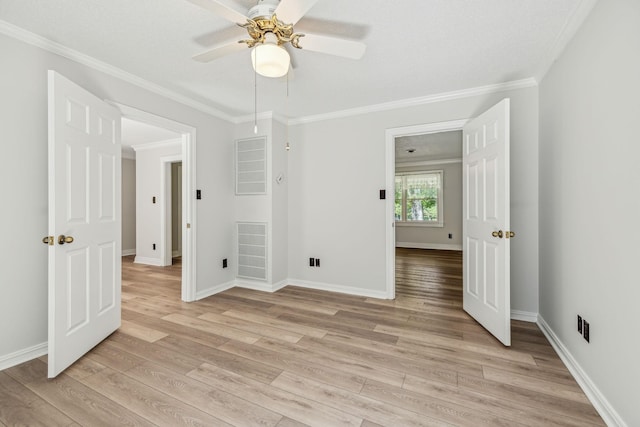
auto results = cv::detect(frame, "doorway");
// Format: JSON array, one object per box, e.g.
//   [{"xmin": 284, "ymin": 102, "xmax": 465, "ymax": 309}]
[
  {"xmin": 385, "ymin": 100, "xmax": 512, "ymax": 346},
  {"xmin": 117, "ymin": 104, "xmax": 197, "ymax": 302},
  {"xmin": 384, "ymin": 120, "xmax": 468, "ymax": 299},
  {"xmin": 392, "ymin": 129, "xmax": 464, "ymax": 304}
]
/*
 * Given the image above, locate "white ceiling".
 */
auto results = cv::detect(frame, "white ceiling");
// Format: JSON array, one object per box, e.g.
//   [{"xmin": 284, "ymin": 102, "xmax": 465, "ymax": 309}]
[
  {"xmin": 0, "ymin": 0, "xmax": 585, "ymax": 120},
  {"xmin": 395, "ymin": 131, "xmax": 462, "ymax": 164},
  {"xmin": 121, "ymin": 118, "xmax": 182, "ymax": 147}
]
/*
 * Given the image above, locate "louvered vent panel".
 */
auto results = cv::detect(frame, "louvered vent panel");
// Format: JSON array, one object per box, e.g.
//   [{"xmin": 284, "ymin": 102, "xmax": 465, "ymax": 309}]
[
  {"xmin": 236, "ymin": 137, "xmax": 266, "ymax": 194},
  {"xmin": 237, "ymin": 222, "xmax": 267, "ymax": 281}
]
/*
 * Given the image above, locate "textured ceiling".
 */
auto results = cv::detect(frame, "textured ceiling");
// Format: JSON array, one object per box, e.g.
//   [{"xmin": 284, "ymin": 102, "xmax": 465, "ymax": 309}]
[
  {"xmin": 0, "ymin": 0, "xmax": 584, "ymax": 119},
  {"xmin": 396, "ymin": 131, "xmax": 462, "ymax": 164}
]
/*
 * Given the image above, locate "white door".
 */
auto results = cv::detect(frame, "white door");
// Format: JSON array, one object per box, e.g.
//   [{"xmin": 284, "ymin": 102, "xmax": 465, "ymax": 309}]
[
  {"xmin": 47, "ymin": 71, "xmax": 122, "ymax": 377},
  {"xmin": 462, "ymin": 99, "xmax": 511, "ymax": 346}
]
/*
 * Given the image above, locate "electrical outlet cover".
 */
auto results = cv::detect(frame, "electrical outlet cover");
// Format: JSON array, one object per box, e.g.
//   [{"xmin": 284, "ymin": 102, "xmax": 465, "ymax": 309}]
[
  {"xmin": 578, "ymin": 315, "xmax": 582, "ymax": 333},
  {"xmin": 583, "ymin": 321, "xmax": 590, "ymax": 342}
]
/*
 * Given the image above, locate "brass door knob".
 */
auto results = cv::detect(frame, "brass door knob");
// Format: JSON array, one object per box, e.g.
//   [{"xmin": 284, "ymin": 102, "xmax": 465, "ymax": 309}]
[
  {"xmin": 58, "ymin": 235, "xmax": 74, "ymax": 245},
  {"xmin": 506, "ymin": 231, "xmax": 516, "ymax": 239},
  {"xmin": 491, "ymin": 230, "xmax": 503, "ymax": 238},
  {"xmin": 42, "ymin": 236, "xmax": 53, "ymax": 245}
]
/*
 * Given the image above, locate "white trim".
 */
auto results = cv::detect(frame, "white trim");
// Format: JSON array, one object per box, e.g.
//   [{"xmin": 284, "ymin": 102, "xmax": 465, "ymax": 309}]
[
  {"xmin": 396, "ymin": 158, "xmax": 462, "ymax": 168},
  {"xmin": 233, "ymin": 110, "xmax": 288, "ymax": 126},
  {"xmin": 122, "ymin": 249, "xmax": 136, "ymax": 256},
  {"xmin": 535, "ymin": 0, "xmax": 599, "ymax": 83},
  {"xmin": 0, "ymin": 342, "xmax": 47, "ymax": 371},
  {"xmin": 537, "ymin": 316, "xmax": 627, "ymax": 427},
  {"xmin": 290, "ymin": 79, "xmax": 536, "ymax": 125},
  {"xmin": 195, "ymin": 280, "xmax": 236, "ymax": 301},
  {"xmin": 113, "ymin": 103, "xmax": 197, "ymax": 302},
  {"xmin": 395, "ymin": 222, "xmax": 444, "ymax": 228},
  {"xmin": 236, "ymin": 279, "xmax": 287, "ymax": 293},
  {"xmin": 287, "ymin": 279, "xmax": 391, "ymax": 300},
  {"xmin": 172, "ymin": 250, "xmax": 180, "ymax": 257},
  {"xmin": 0, "ymin": 20, "xmax": 234, "ymax": 123},
  {"xmin": 510, "ymin": 309, "xmax": 538, "ymax": 323},
  {"xmin": 134, "ymin": 256, "xmax": 163, "ymax": 266},
  {"xmin": 121, "ymin": 150, "xmax": 136, "ymax": 160},
  {"xmin": 396, "ymin": 242, "xmax": 462, "ymax": 251},
  {"xmin": 131, "ymin": 138, "xmax": 181, "ymax": 152},
  {"xmin": 385, "ymin": 119, "xmax": 468, "ymax": 300}
]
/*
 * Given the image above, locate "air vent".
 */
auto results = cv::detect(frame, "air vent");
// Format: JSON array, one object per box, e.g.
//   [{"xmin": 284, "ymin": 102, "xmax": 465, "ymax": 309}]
[
  {"xmin": 237, "ymin": 222, "xmax": 267, "ymax": 281},
  {"xmin": 236, "ymin": 137, "xmax": 266, "ymax": 194}
]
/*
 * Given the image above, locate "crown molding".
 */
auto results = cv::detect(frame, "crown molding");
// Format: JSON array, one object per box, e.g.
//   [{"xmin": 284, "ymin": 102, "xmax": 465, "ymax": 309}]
[
  {"xmin": 121, "ymin": 149, "xmax": 136, "ymax": 160},
  {"xmin": 131, "ymin": 138, "xmax": 181, "ymax": 152},
  {"xmin": 1, "ymin": 19, "xmax": 542, "ymax": 129},
  {"xmin": 0, "ymin": 19, "xmax": 235, "ymax": 123},
  {"xmin": 535, "ymin": 0, "xmax": 598, "ymax": 83},
  {"xmin": 396, "ymin": 158, "xmax": 462, "ymax": 168},
  {"xmin": 233, "ymin": 110, "xmax": 289, "ymax": 126},
  {"xmin": 288, "ymin": 78, "xmax": 538, "ymax": 125}
]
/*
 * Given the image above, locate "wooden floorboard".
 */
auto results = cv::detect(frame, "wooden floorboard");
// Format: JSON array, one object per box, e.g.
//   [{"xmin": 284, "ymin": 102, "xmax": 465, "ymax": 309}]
[{"xmin": 0, "ymin": 251, "xmax": 604, "ymax": 426}]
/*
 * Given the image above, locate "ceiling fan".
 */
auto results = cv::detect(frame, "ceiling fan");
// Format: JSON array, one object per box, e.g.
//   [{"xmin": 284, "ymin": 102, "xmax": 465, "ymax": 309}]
[{"xmin": 187, "ymin": 0, "xmax": 366, "ymax": 78}]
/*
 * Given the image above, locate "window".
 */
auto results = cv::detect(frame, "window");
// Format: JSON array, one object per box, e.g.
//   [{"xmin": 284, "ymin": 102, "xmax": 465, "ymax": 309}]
[{"xmin": 395, "ymin": 171, "xmax": 443, "ymax": 225}]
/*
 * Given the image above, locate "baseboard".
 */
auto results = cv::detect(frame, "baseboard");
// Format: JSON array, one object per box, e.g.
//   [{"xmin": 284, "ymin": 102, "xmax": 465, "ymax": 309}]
[
  {"xmin": 0, "ymin": 342, "xmax": 47, "ymax": 372},
  {"xmin": 172, "ymin": 250, "xmax": 181, "ymax": 258},
  {"xmin": 122, "ymin": 248, "xmax": 136, "ymax": 256},
  {"xmin": 287, "ymin": 278, "xmax": 391, "ymax": 299},
  {"xmin": 510, "ymin": 309, "xmax": 538, "ymax": 322},
  {"xmin": 236, "ymin": 279, "xmax": 288, "ymax": 293},
  {"xmin": 195, "ymin": 280, "xmax": 236, "ymax": 300},
  {"xmin": 396, "ymin": 242, "xmax": 463, "ymax": 251},
  {"xmin": 537, "ymin": 316, "xmax": 626, "ymax": 427},
  {"xmin": 134, "ymin": 256, "xmax": 163, "ymax": 266}
]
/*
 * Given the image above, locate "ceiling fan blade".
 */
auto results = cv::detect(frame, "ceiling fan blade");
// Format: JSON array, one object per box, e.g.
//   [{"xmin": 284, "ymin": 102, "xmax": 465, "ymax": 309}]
[
  {"xmin": 275, "ymin": 0, "xmax": 320, "ymax": 25},
  {"xmin": 185, "ymin": 0, "xmax": 249, "ymax": 24},
  {"xmin": 193, "ymin": 40, "xmax": 247, "ymax": 62},
  {"xmin": 298, "ymin": 33, "xmax": 366, "ymax": 59}
]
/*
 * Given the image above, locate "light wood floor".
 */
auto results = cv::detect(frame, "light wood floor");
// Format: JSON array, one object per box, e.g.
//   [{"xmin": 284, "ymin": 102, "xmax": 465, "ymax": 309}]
[{"xmin": 0, "ymin": 249, "xmax": 604, "ymax": 426}]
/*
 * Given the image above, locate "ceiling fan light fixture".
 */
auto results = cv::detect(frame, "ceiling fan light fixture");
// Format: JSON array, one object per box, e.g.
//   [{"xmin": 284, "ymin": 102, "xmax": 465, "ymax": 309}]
[{"xmin": 251, "ymin": 41, "xmax": 290, "ymax": 78}]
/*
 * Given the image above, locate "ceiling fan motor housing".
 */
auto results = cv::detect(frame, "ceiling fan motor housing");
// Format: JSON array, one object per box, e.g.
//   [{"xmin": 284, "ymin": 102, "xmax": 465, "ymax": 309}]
[{"xmin": 248, "ymin": 0, "xmax": 280, "ymax": 20}]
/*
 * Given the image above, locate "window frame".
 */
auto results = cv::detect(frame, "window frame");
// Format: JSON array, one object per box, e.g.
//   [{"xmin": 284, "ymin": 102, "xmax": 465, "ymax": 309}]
[{"xmin": 395, "ymin": 170, "xmax": 444, "ymax": 227}]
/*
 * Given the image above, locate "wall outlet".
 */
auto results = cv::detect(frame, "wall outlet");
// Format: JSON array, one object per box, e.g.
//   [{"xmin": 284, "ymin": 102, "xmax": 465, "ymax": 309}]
[
  {"xmin": 222, "ymin": 258, "xmax": 228, "ymax": 268},
  {"xmin": 315, "ymin": 258, "xmax": 320, "ymax": 267},
  {"xmin": 448, "ymin": 233, "xmax": 453, "ymax": 239},
  {"xmin": 152, "ymin": 243, "xmax": 156, "ymax": 250},
  {"xmin": 577, "ymin": 315, "xmax": 583, "ymax": 333},
  {"xmin": 583, "ymin": 321, "xmax": 590, "ymax": 342},
  {"xmin": 309, "ymin": 257, "xmax": 315, "ymax": 267}
]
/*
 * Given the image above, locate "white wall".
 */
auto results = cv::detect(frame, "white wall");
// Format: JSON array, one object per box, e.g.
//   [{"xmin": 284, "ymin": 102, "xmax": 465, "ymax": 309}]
[
  {"xmin": 232, "ymin": 117, "xmax": 288, "ymax": 288},
  {"xmin": 539, "ymin": 1, "xmax": 640, "ymax": 425},
  {"xmin": 134, "ymin": 141, "xmax": 181, "ymax": 265},
  {"xmin": 288, "ymin": 86, "xmax": 539, "ymax": 313},
  {"xmin": 271, "ymin": 119, "xmax": 289, "ymax": 284},
  {"xmin": 122, "ymin": 158, "xmax": 136, "ymax": 255},
  {"xmin": 0, "ymin": 32, "xmax": 236, "ymax": 364},
  {"xmin": 395, "ymin": 162, "xmax": 462, "ymax": 250}
]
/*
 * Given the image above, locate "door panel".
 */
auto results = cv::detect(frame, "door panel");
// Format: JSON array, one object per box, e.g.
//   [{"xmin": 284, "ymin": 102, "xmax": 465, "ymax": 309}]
[
  {"xmin": 463, "ymin": 99, "xmax": 511, "ymax": 346},
  {"xmin": 48, "ymin": 70, "xmax": 121, "ymax": 377}
]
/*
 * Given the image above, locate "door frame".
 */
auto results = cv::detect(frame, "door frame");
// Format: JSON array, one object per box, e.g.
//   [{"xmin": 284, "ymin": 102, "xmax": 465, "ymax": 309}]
[
  {"xmin": 160, "ymin": 155, "xmax": 182, "ymax": 267},
  {"xmin": 384, "ymin": 119, "xmax": 468, "ymax": 298},
  {"xmin": 112, "ymin": 102, "xmax": 197, "ymax": 302}
]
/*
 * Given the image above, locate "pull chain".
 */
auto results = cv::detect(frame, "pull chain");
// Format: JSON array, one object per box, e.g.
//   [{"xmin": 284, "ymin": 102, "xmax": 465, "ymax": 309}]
[
  {"xmin": 254, "ymin": 47, "xmax": 258, "ymax": 134},
  {"xmin": 285, "ymin": 70, "xmax": 290, "ymax": 151}
]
